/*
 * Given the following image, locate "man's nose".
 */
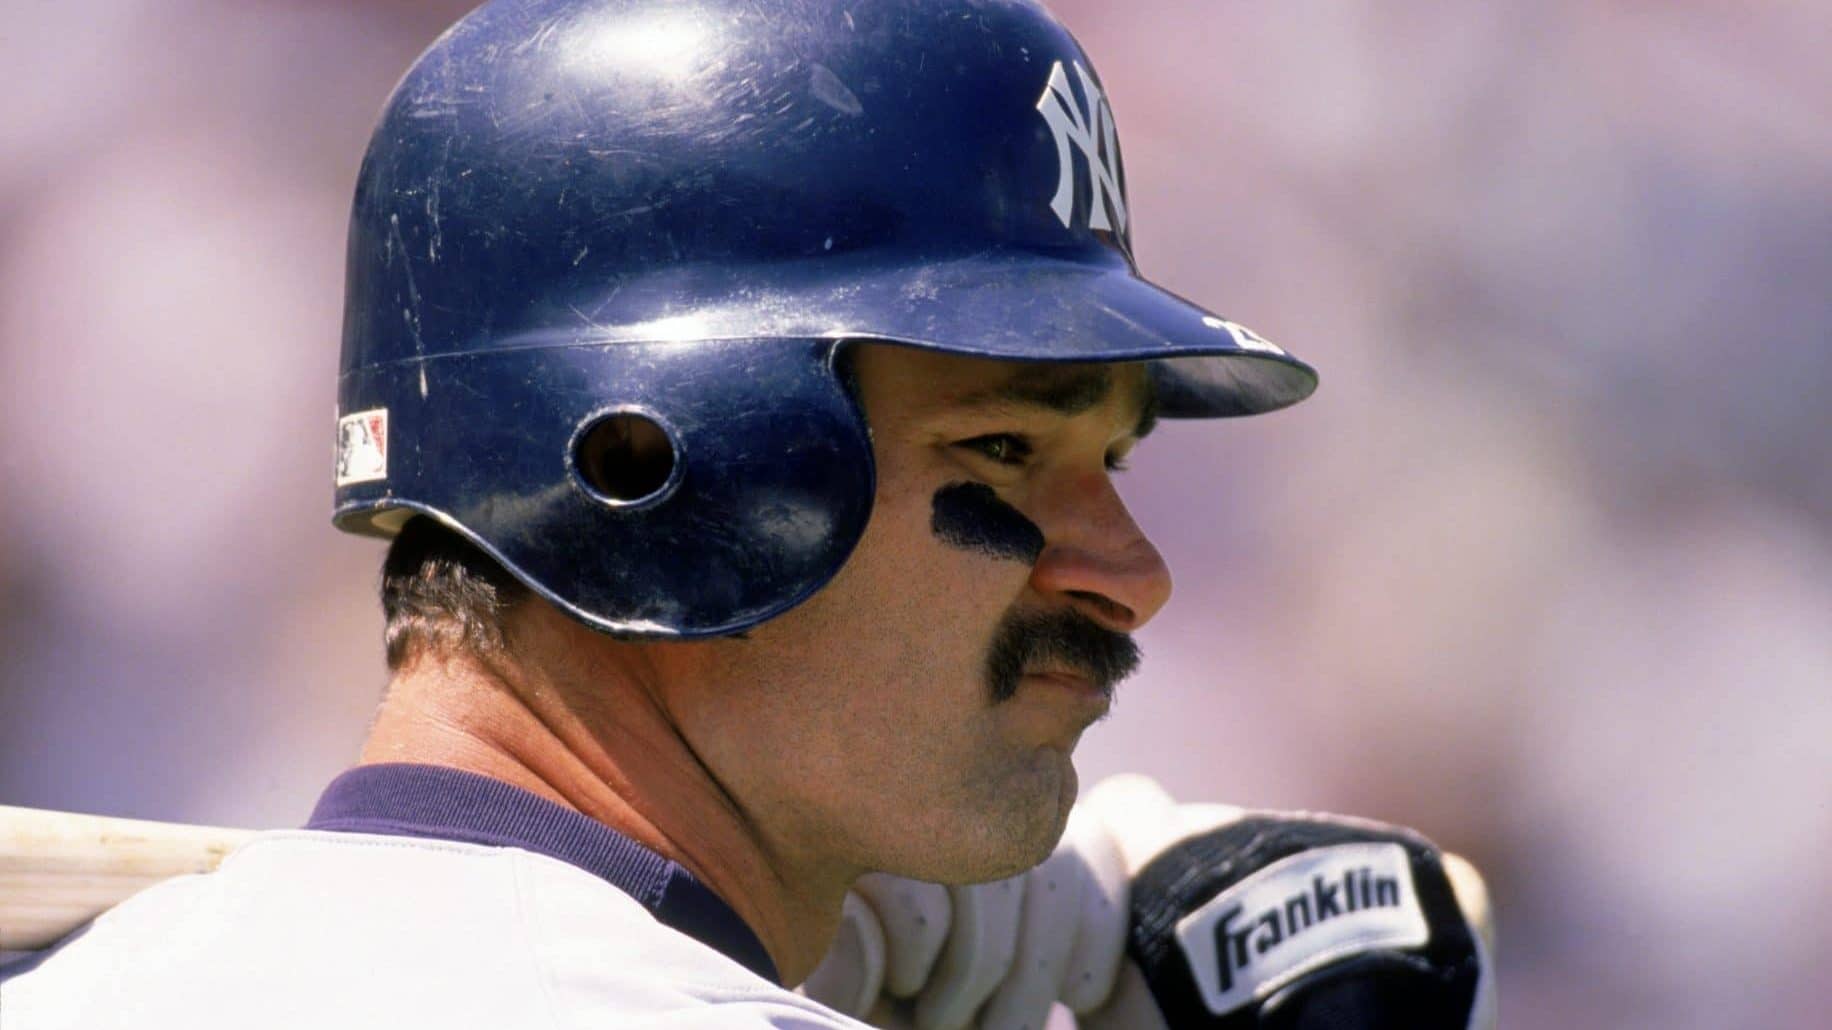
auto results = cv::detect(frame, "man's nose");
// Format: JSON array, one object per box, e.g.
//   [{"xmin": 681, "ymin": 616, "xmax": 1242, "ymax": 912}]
[{"xmin": 1027, "ymin": 477, "xmax": 1173, "ymax": 633}]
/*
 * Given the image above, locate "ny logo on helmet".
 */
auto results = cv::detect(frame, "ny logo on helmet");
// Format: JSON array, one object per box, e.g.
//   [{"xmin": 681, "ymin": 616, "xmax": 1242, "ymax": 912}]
[{"xmin": 1035, "ymin": 60, "xmax": 1128, "ymax": 236}]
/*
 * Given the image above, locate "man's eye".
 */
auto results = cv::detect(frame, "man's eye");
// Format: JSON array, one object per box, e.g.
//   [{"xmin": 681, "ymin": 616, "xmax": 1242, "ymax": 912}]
[{"xmin": 957, "ymin": 433, "xmax": 1032, "ymax": 466}]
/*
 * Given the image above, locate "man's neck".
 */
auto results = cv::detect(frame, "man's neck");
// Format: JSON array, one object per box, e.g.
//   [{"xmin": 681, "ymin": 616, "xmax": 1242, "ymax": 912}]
[{"xmin": 357, "ymin": 616, "xmax": 852, "ymax": 985}]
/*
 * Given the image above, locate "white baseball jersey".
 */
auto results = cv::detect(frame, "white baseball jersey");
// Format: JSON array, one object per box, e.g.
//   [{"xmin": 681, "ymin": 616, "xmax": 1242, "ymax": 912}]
[{"xmin": 0, "ymin": 764, "xmax": 866, "ymax": 1028}]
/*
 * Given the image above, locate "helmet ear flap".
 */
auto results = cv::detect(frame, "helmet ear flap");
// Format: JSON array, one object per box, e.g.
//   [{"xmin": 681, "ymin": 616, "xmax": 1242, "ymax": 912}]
[{"xmin": 335, "ymin": 338, "xmax": 876, "ymax": 638}]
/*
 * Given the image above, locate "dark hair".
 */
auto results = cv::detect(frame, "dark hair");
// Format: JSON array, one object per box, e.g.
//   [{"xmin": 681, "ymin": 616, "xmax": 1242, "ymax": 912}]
[{"xmin": 380, "ymin": 517, "xmax": 528, "ymax": 670}]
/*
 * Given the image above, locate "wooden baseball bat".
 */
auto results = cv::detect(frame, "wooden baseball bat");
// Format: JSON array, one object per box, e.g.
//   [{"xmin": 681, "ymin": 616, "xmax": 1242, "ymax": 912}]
[{"xmin": 0, "ymin": 805, "xmax": 256, "ymax": 952}]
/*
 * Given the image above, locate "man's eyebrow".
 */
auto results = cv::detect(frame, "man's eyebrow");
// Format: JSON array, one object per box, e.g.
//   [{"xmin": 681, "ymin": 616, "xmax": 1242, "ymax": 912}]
[
  {"xmin": 958, "ymin": 365, "xmax": 1113, "ymax": 415},
  {"xmin": 955, "ymin": 364, "xmax": 1159, "ymax": 439}
]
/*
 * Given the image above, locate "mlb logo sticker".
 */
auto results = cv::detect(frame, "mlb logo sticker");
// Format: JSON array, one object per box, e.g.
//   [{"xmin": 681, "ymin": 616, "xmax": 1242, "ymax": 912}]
[{"xmin": 336, "ymin": 408, "xmax": 389, "ymax": 486}]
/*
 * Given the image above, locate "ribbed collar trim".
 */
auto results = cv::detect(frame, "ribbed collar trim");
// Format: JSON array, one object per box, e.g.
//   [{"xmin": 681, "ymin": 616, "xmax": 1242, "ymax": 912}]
[{"xmin": 305, "ymin": 762, "xmax": 779, "ymax": 984}]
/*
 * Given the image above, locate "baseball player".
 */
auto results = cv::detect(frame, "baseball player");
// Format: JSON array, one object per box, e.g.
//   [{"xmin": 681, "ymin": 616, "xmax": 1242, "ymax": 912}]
[{"xmin": 0, "ymin": 0, "xmax": 1493, "ymax": 1026}]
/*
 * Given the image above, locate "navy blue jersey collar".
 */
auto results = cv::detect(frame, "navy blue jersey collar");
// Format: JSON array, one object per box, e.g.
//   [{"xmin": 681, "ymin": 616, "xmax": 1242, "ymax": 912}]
[{"xmin": 306, "ymin": 763, "xmax": 779, "ymax": 985}]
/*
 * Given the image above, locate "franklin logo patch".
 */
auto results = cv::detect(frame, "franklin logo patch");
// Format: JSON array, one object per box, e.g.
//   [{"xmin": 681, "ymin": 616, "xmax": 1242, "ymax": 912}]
[
  {"xmin": 335, "ymin": 408, "xmax": 389, "ymax": 486},
  {"xmin": 1174, "ymin": 842, "xmax": 1429, "ymax": 1016},
  {"xmin": 1035, "ymin": 59, "xmax": 1127, "ymax": 234}
]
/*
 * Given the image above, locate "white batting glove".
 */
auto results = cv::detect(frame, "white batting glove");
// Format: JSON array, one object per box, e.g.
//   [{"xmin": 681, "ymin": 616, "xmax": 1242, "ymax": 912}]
[
  {"xmin": 802, "ymin": 775, "xmax": 1496, "ymax": 1030},
  {"xmin": 802, "ymin": 803, "xmax": 1127, "ymax": 1030}
]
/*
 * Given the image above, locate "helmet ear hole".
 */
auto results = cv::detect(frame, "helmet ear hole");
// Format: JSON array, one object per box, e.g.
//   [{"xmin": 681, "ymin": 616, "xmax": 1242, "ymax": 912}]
[{"xmin": 574, "ymin": 410, "xmax": 679, "ymax": 506}]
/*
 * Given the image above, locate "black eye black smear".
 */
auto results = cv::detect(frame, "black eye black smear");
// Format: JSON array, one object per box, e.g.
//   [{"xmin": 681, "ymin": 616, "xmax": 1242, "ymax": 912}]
[
  {"xmin": 931, "ymin": 482, "xmax": 1044, "ymax": 565},
  {"xmin": 985, "ymin": 609, "xmax": 1141, "ymax": 704}
]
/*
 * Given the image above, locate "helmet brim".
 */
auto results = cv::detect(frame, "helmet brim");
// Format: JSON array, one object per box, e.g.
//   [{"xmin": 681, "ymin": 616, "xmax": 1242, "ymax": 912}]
[
  {"xmin": 533, "ymin": 248, "xmax": 1317, "ymax": 419},
  {"xmin": 814, "ymin": 251, "xmax": 1320, "ymax": 419}
]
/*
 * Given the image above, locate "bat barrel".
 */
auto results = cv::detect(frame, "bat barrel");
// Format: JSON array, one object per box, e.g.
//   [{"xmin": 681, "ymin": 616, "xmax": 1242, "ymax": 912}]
[{"xmin": 0, "ymin": 805, "xmax": 257, "ymax": 951}]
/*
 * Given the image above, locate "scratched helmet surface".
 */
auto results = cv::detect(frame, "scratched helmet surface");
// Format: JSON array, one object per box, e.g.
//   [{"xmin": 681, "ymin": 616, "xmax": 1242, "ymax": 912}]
[{"xmin": 335, "ymin": 0, "xmax": 1318, "ymax": 638}]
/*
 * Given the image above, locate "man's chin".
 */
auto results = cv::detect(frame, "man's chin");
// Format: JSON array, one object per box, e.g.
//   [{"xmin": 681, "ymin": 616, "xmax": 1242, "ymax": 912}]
[
  {"xmin": 1051, "ymin": 754, "xmax": 1080, "ymax": 830},
  {"xmin": 971, "ymin": 755, "xmax": 1081, "ymax": 881},
  {"xmin": 886, "ymin": 755, "xmax": 1079, "ymax": 884}
]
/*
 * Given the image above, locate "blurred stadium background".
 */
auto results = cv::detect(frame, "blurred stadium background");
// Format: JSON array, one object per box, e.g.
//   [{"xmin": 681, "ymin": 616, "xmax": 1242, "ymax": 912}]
[{"xmin": 2, "ymin": 2, "xmax": 1827, "ymax": 1026}]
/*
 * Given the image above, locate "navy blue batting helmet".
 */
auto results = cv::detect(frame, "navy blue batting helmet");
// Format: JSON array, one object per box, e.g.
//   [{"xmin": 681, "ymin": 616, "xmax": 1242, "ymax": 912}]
[{"xmin": 335, "ymin": 0, "xmax": 1317, "ymax": 638}]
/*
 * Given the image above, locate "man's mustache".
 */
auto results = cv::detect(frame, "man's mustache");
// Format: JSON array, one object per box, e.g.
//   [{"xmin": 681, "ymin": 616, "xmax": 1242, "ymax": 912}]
[{"xmin": 986, "ymin": 609, "xmax": 1141, "ymax": 704}]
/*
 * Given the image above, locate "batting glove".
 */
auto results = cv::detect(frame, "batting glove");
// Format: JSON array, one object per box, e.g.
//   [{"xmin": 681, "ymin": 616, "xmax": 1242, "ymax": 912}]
[{"xmin": 802, "ymin": 774, "xmax": 1496, "ymax": 1030}]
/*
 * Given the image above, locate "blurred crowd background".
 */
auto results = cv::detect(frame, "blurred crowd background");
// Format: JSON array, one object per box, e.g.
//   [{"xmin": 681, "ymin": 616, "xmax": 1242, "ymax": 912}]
[{"xmin": 2, "ymin": 1, "xmax": 1826, "ymax": 1026}]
